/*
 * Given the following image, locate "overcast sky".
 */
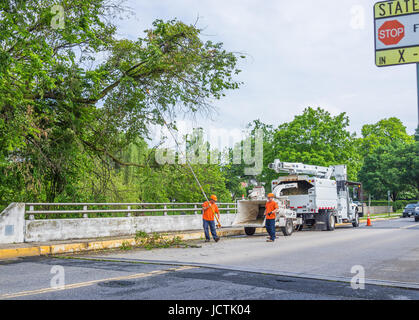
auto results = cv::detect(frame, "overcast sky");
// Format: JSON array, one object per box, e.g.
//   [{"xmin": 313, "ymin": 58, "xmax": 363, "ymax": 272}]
[{"xmin": 115, "ymin": 0, "xmax": 418, "ymax": 148}]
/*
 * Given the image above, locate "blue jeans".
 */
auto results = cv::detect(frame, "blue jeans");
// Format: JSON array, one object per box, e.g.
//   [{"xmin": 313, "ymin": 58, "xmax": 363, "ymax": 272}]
[
  {"xmin": 203, "ymin": 219, "xmax": 218, "ymax": 240},
  {"xmin": 265, "ymin": 219, "xmax": 276, "ymax": 241}
]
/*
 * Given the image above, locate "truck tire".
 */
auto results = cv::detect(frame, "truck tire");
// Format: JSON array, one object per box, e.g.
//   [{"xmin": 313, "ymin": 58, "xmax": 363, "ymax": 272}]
[
  {"xmin": 281, "ymin": 219, "xmax": 293, "ymax": 236},
  {"xmin": 415, "ymin": 217, "xmax": 419, "ymax": 222},
  {"xmin": 326, "ymin": 212, "xmax": 335, "ymax": 231},
  {"xmin": 244, "ymin": 227, "xmax": 256, "ymax": 236},
  {"xmin": 352, "ymin": 211, "xmax": 359, "ymax": 228}
]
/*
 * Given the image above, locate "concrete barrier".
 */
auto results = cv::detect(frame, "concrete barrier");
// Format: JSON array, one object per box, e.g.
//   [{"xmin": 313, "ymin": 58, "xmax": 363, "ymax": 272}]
[
  {"xmin": 24, "ymin": 214, "xmax": 236, "ymax": 243},
  {"xmin": 0, "ymin": 203, "xmax": 25, "ymax": 244},
  {"xmin": 0, "ymin": 203, "xmax": 394, "ymax": 244},
  {"xmin": 364, "ymin": 206, "xmax": 393, "ymax": 215},
  {"xmin": 0, "ymin": 203, "xmax": 237, "ymax": 244}
]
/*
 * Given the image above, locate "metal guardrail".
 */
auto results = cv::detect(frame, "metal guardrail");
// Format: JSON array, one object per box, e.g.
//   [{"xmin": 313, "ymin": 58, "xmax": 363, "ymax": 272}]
[{"xmin": 25, "ymin": 202, "xmax": 237, "ymax": 220}]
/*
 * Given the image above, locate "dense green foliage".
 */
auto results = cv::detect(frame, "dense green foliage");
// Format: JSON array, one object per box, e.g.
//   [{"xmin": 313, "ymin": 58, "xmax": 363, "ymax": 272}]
[
  {"xmin": 358, "ymin": 118, "xmax": 414, "ymax": 158},
  {"xmin": 358, "ymin": 141, "xmax": 419, "ymax": 200},
  {"xmin": 370, "ymin": 200, "xmax": 419, "ymax": 212},
  {"xmin": 0, "ymin": 0, "xmax": 242, "ymax": 204},
  {"xmin": 265, "ymin": 107, "xmax": 360, "ymax": 183}
]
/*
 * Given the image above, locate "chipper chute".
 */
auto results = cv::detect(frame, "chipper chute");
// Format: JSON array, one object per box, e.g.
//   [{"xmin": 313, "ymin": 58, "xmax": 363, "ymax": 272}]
[
  {"xmin": 233, "ymin": 200, "xmax": 267, "ymax": 227},
  {"xmin": 232, "ymin": 198, "xmax": 301, "ymax": 236}
]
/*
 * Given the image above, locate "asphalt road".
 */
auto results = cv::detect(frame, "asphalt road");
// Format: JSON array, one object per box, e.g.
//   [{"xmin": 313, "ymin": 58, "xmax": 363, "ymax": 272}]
[
  {"xmin": 1, "ymin": 218, "xmax": 418, "ymax": 300},
  {"xmin": 1, "ymin": 256, "xmax": 419, "ymax": 300},
  {"xmin": 93, "ymin": 218, "xmax": 419, "ymax": 285}
]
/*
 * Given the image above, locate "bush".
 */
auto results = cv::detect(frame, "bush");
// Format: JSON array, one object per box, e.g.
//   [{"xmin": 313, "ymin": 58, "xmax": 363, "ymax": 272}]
[
  {"xmin": 369, "ymin": 200, "xmax": 419, "ymax": 211},
  {"xmin": 134, "ymin": 230, "xmax": 200, "ymax": 250}
]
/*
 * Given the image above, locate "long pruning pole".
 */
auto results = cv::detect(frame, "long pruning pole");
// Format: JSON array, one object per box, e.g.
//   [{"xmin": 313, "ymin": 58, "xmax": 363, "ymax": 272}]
[{"xmin": 155, "ymin": 106, "xmax": 221, "ymax": 228}]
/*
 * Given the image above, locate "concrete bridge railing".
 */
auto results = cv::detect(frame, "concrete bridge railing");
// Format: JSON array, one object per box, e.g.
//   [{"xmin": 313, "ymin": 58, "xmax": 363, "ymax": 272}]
[
  {"xmin": 0, "ymin": 202, "xmax": 237, "ymax": 244},
  {"xmin": 24, "ymin": 202, "xmax": 237, "ymax": 219}
]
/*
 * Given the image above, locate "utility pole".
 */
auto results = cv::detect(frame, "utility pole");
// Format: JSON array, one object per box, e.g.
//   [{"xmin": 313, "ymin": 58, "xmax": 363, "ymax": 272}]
[
  {"xmin": 387, "ymin": 190, "xmax": 391, "ymax": 217},
  {"xmin": 417, "ymin": 64, "xmax": 419, "ymax": 141},
  {"xmin": 417, "ymin": 64, "xmax": 419, "ymax": 125}
]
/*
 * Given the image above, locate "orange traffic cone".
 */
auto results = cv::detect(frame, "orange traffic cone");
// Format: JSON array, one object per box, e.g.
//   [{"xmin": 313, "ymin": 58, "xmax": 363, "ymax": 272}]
[{"xmin": 366, "ymin": 212, "xmax": 372, "ymax": 227}]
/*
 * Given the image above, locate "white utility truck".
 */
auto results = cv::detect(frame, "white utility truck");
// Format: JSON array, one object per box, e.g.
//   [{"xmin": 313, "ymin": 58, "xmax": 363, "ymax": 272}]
[
  {"xmin": 232, "ymin": 160, "xmax": 363, "ymax": 235},
  {"xmin": 268, "ymin": 159, "xmax": 363, "ymax": 231}
]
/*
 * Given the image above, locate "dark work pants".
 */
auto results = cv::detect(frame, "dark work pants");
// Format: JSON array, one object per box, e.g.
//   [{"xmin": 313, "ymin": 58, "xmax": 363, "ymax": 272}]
[
  {"xmin": 265, "ymin": 219, "xmax": 276, "ymax": 241},
  {"xmin": 203, "ymin": 219, "xmax": 218, "ymax": 240}
]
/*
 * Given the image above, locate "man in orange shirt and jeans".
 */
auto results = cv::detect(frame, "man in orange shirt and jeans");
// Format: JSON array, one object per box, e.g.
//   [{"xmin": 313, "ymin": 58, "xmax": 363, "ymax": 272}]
[
  {"xmin": 202, "ymin": 195, "xmax": 220, "ymax": 242},
  {"xmin": 265, "ymin": 193, "xmax": 279, "ymax": 242}
]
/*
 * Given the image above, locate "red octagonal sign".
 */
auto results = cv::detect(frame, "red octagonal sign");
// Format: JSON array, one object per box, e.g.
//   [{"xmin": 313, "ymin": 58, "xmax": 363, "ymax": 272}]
[{"xmin": 378, "ymin": 20, "xmax": 405, "ymax": 46}]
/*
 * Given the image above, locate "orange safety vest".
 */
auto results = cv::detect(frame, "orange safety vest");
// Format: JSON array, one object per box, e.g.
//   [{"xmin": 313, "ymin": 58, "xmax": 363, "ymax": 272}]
[
  {"xmin": 202, "ymin": 201, "xmax": 219, "ymax": 221},
  {"xmin": 265, "ymin": 200, "xmax": 278, "ymax": 220}
]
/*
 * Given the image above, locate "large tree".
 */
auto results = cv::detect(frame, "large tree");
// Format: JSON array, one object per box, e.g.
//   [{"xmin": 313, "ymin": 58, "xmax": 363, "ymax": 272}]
[
  {"xmin": 402, "ymin": 141, "xmax": 419, "ymax": 195},
  {"xmin": 358, "ymin": 141, "xmax": 418, "ymax": 200},
  {"xmin": 265, "ymin": 107, "xmax": 360, "ymax": 183},
  {"xmin": 223, "ymin": 108, "xmax": 361, "ymax": 193},
  {"xmin": 0, "ymin": 0, "xmax": 243, "ymax": 202},
  {"xmin": 358, "ymin": 117, "xmax": 414, "ymax": 158}
]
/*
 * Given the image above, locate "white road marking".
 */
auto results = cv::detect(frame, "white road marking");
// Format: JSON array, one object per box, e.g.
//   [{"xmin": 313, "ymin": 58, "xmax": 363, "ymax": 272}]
[
  {"xmin": 400, "ymin": 223, "xmax": 419, "ymax": 229},
  {"xmin": 0, "ymin": 265, "xmax": 196, "ymax": 299}
]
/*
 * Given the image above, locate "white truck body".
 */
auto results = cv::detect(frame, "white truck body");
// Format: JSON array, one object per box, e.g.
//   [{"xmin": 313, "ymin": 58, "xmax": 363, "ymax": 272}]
[{"xmin": 269, "ymin": 160, "xmax": 361, "ymax": 229}]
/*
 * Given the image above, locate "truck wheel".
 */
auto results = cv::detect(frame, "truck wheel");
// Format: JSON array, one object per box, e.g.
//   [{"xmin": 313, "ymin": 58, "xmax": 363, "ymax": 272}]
[
  {"xmin": 415, "ymin": 217, "xmax": 419, "ymax": 222},
  {"xmin": 352, "ymin": 211, "xmax": 359, "ymax": 228},
  {"xmin": 326, "ymin": 212, "xmax": 335, "ymax": 231},
  {"xmin": 281, "ymin": 219, "xmax": 293, "ymax": 236},
  {"xmin": 244, "ymin": 227, "xmax": 256, "ymax": 236}
]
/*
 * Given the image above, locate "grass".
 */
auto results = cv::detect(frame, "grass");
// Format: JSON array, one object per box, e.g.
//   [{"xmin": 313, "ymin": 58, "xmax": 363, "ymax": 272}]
[
  {"xmin": 120, "ymin": 241, "xmax": 133, "ymax": 251},
  {"xmin": 360, "ymin": 212, "xmax": 401, "ymax": 220},
  {"xmin": 133, "ymin": 231, "xmax": 201, "ymax": 250}
]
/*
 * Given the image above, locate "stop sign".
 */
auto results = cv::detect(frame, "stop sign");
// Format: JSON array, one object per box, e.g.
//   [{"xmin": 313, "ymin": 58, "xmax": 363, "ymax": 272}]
[{"xmin": 378, "ymin": 20, "xmax": 405, "ymax": 45}]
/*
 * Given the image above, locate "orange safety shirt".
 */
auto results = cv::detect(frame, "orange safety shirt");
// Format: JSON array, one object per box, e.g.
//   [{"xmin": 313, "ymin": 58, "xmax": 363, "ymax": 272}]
[
  {"xmin": 265, "ymin": 200, "xmax": 279, "ymax": 220},
  {"xmin": 202, "ymin": 201, "xmax": 219, "ymax": 221}
]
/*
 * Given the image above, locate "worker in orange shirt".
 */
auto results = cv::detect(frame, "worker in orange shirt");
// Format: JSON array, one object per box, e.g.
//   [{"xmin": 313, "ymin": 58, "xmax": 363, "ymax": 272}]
[
  {"xmin": 265, "ymin": 193, "xmax": 279, "ymax": 242},
  {"xmin": 202, "ymin": 195, "xmax": 220, "ymax": 242}
]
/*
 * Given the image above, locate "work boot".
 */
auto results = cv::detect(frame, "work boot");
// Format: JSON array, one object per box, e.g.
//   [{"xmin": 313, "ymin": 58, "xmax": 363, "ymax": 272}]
[
  {"xmin": 266, "ymin": 239, "xmax": 274, "ymax": 242},
  {"xmin": 205, "ymin": 239, "xmax": 210, "ymax": 242},
  {"xmin": 214, "ymin": 237, "xmax": 220, "ymax": 242}
]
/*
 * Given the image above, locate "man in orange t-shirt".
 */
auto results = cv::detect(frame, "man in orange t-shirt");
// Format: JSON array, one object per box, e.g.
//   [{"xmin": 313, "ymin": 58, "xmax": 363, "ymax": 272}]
[
  {"xmin": 265, "ymin": 193, "xmax": 279, "ymax": 242},
  {"xmin": 202, "ymin": 195, "xmax": 220, "ymax": 242}
]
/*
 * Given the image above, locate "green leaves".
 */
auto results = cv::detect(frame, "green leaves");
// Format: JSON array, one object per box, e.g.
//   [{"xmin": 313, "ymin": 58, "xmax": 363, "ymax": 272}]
[
  {"xmin": 0, "ymin": 2, "xmax": 243, "ymax": 203},
  {"xmin": 358, "ymin": 141, "xmax": 419, "ymax": 200},
  {"xmin": 356, "ymin": 118, "xmax": 417, "ymax": 200},
  {"xmin": 358, "ymin": 117, "xmax": 414, "ymax": 158},
  {"xmin": 267, "ymin": 107, "xmax": 360, "ymax": 182}
]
